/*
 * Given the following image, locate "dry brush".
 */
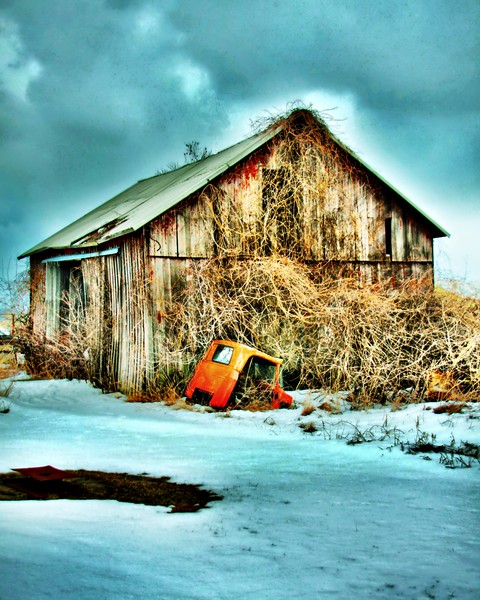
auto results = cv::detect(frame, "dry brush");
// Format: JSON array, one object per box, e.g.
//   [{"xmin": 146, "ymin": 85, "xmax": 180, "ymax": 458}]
[{"xmin": 164, "ymin": 257, "xmax": 480, "ymax": 407}]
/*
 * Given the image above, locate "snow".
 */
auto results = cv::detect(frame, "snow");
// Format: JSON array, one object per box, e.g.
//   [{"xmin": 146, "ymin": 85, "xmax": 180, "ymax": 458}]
[{"xmin": 0, "ymin": 378, "xmax": 479, "ymax": 599}]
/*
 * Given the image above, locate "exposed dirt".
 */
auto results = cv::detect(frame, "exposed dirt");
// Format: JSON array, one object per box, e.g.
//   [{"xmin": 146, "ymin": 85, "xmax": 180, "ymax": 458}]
[
  {"xmin": 0, "ymin": 469, "xmax": 222, "ymax": 512},
  {"xmin": 405, "ymin": 441, "xmax": 480, "ymax": 458}
]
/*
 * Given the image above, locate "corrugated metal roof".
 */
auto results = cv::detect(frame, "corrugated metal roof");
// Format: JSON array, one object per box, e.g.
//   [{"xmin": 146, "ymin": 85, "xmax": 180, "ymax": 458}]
[{"xmin": 19, "ymin": 113, "xmax": 448, "ymax": 259}]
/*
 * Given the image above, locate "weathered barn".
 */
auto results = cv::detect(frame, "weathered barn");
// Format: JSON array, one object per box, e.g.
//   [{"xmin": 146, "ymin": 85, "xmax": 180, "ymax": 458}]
[{"xmin": 20, "ymin": 109, "xmax": 448, "ymax": 393}]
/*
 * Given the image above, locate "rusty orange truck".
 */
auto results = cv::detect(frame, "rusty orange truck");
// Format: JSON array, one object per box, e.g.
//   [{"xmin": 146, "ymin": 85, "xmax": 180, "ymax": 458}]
[{"xmin": 185, "ymin": 340, "xmax": 293, "ymax": 410}]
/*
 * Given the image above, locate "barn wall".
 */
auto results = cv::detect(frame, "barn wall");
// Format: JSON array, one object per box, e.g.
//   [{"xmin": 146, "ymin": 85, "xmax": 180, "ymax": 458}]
[
  {"xmin": 147, "ymin": 141, "xmax": 435, "ymax": 285},
  {"xmin": 102, "ymin": 236, "xmax": 154, "ymax": 392},
  {"xmin": 29, "ymin": 235, "xmax": 155, "ymax": 394},
  {"xmin": 29, "ymin": 257, "xmax": 47, "ymax": 337}
]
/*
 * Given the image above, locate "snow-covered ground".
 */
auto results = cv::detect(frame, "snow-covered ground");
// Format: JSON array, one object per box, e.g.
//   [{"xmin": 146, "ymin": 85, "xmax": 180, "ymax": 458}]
[{"xmin": 0, "ymin": 378, "xmax": 479, "ymax": 599}]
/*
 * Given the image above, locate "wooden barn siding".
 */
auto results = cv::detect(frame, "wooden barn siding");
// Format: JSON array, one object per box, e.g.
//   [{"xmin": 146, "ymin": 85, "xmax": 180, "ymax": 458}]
[
  {"xmin": 30, "ymin": 235, "xmax": 155, "ymax": 393},
  {"xmin": 102, "ymin": 236, "xmax": 154, "ymax": 393},
  {"xmin": 29, "ymin": 256, "xmax": 47, "ymax": 337},
  {"xmin": 148, "ymin": 143, "xmax": 434, "ymax": 282},
  {"xmin": 81, "ymin": 235, "xmax": 154, "ymax": 393}
]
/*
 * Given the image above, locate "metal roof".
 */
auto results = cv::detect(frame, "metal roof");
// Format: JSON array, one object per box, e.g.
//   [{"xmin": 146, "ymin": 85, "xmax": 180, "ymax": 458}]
[{"xmin": 19, "ymin": 113, "xmax": 448, "ymax": 259}]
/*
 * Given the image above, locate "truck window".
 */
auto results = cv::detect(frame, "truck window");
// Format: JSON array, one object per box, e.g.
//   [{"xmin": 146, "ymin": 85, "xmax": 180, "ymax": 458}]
[
  {"xmin": 252, "ymin": 357, "xmax": 276, "ymax": 383},
  {"xmin": 242, "ymin": 356, "xmax": 277, "ymax": 385},
  {"xmin": 212, "ymin": 344, "xmax": 234, "ymax": 365}
]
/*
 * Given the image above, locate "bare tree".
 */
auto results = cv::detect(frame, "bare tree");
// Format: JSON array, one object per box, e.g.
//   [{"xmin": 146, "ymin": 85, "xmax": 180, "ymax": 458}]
[
  {"xmin": 0, "ymin": 263, "xmax": 29, "ymax": 335},
  {"xmin": 183, "ymin": 140, "xmax": 212, "ymax": 163}
]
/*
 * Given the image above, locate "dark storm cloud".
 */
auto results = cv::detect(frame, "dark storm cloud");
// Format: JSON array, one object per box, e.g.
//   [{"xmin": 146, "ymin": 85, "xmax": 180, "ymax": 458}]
[
  {"xmin": 166, "ymin": 0, "xmax": 479, "ymax": 113},
  {"xmin": 0, "ymin": 0, "xmax": 478, "ymax": 283},
  {"xmin": 0, "ymin": 0, "xmax": 229, "ymax": 268}
]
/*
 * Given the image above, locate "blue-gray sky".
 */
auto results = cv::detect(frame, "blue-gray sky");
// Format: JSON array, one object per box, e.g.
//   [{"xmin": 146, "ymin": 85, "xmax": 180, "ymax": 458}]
[{"xmin": 1, "ymin": 0, "xmax": 479, "ymax": 288}]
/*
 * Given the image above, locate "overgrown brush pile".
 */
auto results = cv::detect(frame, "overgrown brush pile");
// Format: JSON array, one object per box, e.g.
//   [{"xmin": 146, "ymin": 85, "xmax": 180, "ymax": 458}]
[{"xmin": 165, "ymin": 257, "xmax": 480, "ymax": 407}]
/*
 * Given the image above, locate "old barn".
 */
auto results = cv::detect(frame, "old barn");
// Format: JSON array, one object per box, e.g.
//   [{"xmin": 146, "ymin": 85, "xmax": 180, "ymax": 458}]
[{"xmin": 20, "ymin": 109, "xmax": 448, "ymax": 393}]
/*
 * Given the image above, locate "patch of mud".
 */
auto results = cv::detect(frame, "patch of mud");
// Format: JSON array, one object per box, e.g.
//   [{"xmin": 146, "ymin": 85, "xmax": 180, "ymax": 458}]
[{"xmin": 0, "ymin": 470, "xmax": 222, "ymax": 512}]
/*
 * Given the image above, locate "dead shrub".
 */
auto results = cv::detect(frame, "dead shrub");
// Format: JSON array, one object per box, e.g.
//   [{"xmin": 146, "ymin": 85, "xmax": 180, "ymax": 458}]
[
  {"xmin": 126, "ymin": 367, "xmax": 193, "ymax": 406},
  {"xmin": 301, "ymin": 403, "xmax": 316, "ymax": 416},
  {"xmin": 319, "ymin": 401, "xmax": 342, "ymax": 414},
  {"xmin": 299, "ymin": 420, "xmax": 318, "ymax": 433},
  {"xmin": 433, "ymin": 402, "xmax": 467, "ymax": 415},
  {"xmin": 126, "ymin": 391, "xmax": 157, "ymax": 403},
  {"xmin": 150, "ymin": 367, "xmax": 193, "ymax": 404},
  {"xmin": 163, "ymin": 257, "xmax": 480, "ymax": 409},
  {"xmin": 230, "ymin": 380, "xmax": 275, "ymax": 411},
  {"xmin": 19, "ymin": 331, "xmax": 90, "ymax": 382},
  {"xmin": 0, "ymin": 379, "xmax": 13, "ymax": 397},
  {"xmin": 233, "ymin": 398, "xmax": 273, "ymax": 412},
  {"xmin": 0, "ymin": 380, "xmax": 14, "ymax": 414},
  {"xmin": 22, "ymin": 251, "xmax": 480, "ymax": 410}
]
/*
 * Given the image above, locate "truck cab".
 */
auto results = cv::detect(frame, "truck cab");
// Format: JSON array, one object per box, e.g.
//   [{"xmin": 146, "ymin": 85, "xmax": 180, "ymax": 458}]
[{"xmin": 184, "ymin": 340, "xmax": 293, "ymax": 410}]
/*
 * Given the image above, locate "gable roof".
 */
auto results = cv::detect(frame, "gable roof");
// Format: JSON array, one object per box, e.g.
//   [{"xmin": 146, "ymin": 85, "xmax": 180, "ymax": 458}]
[{"xmin": 19, "ymin": 111, "xmax": 447, "ymax": 258}]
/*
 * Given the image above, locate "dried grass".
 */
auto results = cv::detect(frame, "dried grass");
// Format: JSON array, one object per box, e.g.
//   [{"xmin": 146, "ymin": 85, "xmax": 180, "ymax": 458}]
[
  {"xmin": 20, "ymin": 255, "xmax": 479, "ymax": 410},
  {"xmin": 432, "ymin": 402, "xmax": 467, "ymax": 415},
  {"xmin": 301, "ymin": 402, "xmax": 316, "ymax": 417}
]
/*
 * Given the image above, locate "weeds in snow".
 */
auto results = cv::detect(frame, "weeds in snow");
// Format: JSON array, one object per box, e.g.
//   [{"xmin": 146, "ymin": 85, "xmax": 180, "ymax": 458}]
[
  {"xmin": 406, "ymin": 435, "xmax": 480, "ymax": 469},
  {"xmin": 0, "ymin": 380, "xmax": 13, "ymax": 413},
  {"xmin": 299, "ymin": 420, "xmax": 318, "ymax": 433},
  {"xmin": 300, "ymin": 402, "xmax": 316, "ymax": 417},
  {"xmin": 297, "ymin": 410, "xmax": 480, "ymax": 469},
  {"xmin": 433, "ymin": 402, "xmax": 467, "ymax": 415}
]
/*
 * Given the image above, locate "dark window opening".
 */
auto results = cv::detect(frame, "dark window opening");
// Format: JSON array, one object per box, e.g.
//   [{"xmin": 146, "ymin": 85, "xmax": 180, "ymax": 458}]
[
  {"xmin": 57, "ymin": 262, "xmax": 86, "ymax": 332},
  {"xmin": 67, "ymin": 264, "xmax": 87, "ymax": 327},
  {"xmin": 46, "ymin": 261, "xmax": 87, "ymax": 338},
  {"xmin": 234, "ymin": 356, "xmax": 278, "ymax": 405},
  {"xmin": 240, "ymin": 356, "xmax": 277, "ymax": 386},
  {"xmin": 385, "ymin": 217, "xmax": 392, "ymax": 257}
]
